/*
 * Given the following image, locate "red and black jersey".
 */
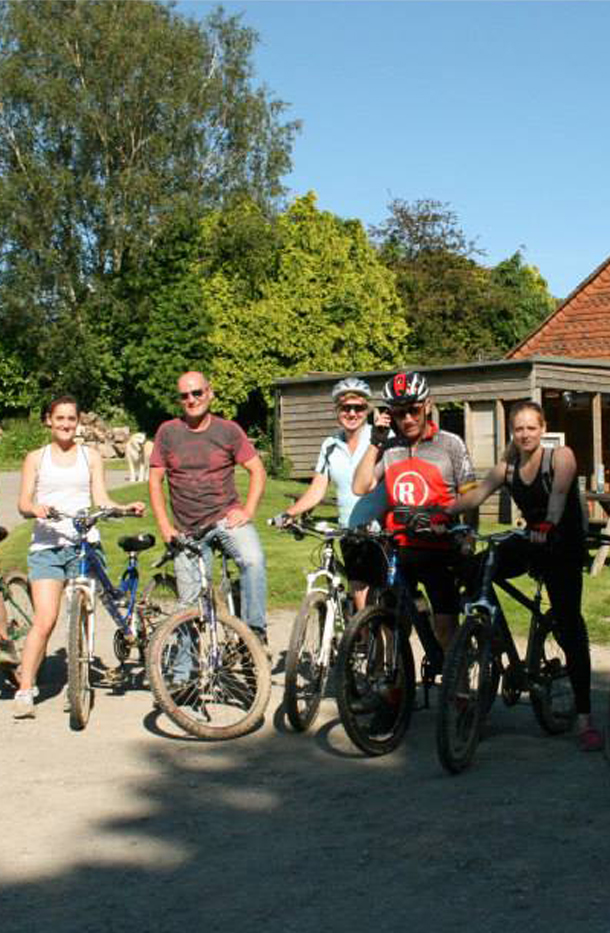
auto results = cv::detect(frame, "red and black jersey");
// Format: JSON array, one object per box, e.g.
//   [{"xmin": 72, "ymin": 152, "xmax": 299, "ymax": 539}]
[{"xmin": 382, "ymin": 423, "xmax": 477, "ymax": 547}]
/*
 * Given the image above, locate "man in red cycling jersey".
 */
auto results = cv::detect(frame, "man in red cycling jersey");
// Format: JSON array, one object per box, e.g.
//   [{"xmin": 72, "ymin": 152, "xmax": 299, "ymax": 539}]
[{"xmin": 352, "ymin": 371, "xmax": 477, "ymax": 650}]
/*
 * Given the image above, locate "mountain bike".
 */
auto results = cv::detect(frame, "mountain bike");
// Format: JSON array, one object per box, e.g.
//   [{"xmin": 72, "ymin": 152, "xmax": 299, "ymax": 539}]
[
  {"xmin": 436, "ymin": 526, "xmax": 576, "ymax": 774},
  {"xmin": 146, "ymin": 525, "xmax": 271, "ymax": 740},
  {"xmin": 335, "ymin": 509, "xmax": 457, "ymax": 756},
  {"xmin": 0, "ymin": 527, "xmax": 33, "ymax": 689},
  {"xmin": 269, "ymin": 514, "xmax": 356, "ymax": 732},
  {"xmin": 49, "ymin": 507, "xmax": 168, "ymax": 730}
]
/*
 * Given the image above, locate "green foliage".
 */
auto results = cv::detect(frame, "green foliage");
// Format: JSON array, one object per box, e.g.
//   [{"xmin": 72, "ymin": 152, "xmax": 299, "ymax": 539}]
[
  {"xmin": 372, "ymin": 197, "xmax": 482, "ymax": 263},
  {"xmin": 121, "ymin": 193, "xmax": 408, "ymax": 427},
  {"xmin": 0, "ymin": 0, "xmax": 299, "ymax": 404},
  {"xmin": 488, "ymin": 251, "xmax": 557, "ymax": 350},
  {"xmin": 373, "ymin": 199, "xmax": 556, "ymax": 363},
  {"xmin": 0, "ymin": 350, "xmax": 38, "ymax": 416},
  {"xmin": 0, "ymin": 416, "xmax": 47, "ymax": 465}
]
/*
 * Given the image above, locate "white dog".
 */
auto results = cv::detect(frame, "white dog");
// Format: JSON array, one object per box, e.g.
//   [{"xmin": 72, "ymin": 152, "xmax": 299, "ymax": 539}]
[{"xmin": 125, "ymin": 432, "xmax": 153, "ymax": 482}]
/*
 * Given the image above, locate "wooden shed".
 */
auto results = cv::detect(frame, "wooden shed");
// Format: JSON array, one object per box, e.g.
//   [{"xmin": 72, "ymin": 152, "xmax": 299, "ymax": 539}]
[{"xmin": 273, "ymin": 356, "xmax": 610, "ymax": 521}]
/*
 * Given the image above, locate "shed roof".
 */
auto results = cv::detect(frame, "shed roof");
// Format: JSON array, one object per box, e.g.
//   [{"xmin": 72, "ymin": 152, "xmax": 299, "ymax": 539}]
[{"xmin": 273, "ymin": 354, "xmax": 610, "ymax": 388}]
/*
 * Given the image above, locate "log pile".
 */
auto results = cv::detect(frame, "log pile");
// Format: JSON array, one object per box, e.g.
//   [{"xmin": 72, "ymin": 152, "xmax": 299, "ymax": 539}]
[{"xmin": 76, "ymin": 412, "xmax": 132, "ymax": 459}]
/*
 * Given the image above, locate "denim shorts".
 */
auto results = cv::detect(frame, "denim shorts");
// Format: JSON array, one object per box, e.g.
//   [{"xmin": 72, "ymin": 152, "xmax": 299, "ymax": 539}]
[{"xmin": 27, "ymin": 545, "xmax": 105, "ymax": 582}]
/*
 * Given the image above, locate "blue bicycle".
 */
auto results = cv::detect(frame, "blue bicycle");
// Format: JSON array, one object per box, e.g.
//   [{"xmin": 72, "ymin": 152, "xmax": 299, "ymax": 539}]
[{"xmin": 49, "ymin": 506, "xmax": 174, "ymax": 730}]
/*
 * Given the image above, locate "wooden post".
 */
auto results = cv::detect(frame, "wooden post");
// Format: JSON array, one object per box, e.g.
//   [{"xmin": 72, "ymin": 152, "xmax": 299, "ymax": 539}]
[
  {"xmin": 494, "ymin": 399, "xmax": 506, "ymax": 461},
  {"xmin": 273, "ymin": 387, "xmax": 282, "ymax": 474},
  {"xmin": 592, "ymin": 392, "xmax": 603, "ymax": 492},
  {"xmin": 464, "ymin": 401, "xmax": 473, "ymax": 454}
]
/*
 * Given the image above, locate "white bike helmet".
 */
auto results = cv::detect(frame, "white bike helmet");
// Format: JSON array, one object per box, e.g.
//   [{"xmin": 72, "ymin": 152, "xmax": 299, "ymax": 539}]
[
  {"xmin": 381, "ymin": 371, "xmax": 430, "ymax": 405},
  {"xmin": 331, "ymin": 377, "xmax": 372, "ymax": 403}
]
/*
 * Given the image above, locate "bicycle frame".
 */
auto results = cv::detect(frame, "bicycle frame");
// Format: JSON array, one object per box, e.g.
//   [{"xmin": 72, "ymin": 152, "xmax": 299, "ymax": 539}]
[
  {"xmin": 372, "ymin": 533, "xmax": 446, "ymax": 706},
  {"xmin": 464, "ymin": 533, "xmax": 549, "ymax": 690}
]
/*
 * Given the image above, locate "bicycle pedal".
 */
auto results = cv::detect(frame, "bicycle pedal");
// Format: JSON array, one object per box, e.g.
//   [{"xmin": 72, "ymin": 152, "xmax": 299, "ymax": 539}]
[{"xmin": 100, "ymin": 666, "xmax": 125, "ymax": 685}]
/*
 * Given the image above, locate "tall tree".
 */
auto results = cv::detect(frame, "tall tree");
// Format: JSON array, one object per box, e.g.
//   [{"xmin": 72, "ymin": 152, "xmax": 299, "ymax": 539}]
[
  {"xmin": 0, "ymin": 0, "xmax": 299, "ymax": 402},
  {"xmin": 488, "ymin": 251, "xmax": 557, "ymax": 350},
  {"xmin": 372, "ymin": 198, "xmax": 555, "ymax": 363},
  {"xmin": 121, "ymin": 194, "xmax": 408, "ymax": 431}
]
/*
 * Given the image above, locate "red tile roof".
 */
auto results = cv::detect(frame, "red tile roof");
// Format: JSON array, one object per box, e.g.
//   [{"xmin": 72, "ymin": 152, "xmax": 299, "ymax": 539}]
[{"xmin": 507, "ymin": 255, "xmax": 610, "ymax": 359}]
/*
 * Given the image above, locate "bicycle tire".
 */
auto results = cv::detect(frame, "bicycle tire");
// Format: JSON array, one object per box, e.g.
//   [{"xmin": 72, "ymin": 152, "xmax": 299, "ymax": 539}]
[
  {"xmin": 284, "ymin": 592, "xmax": 332, "ymax": 732},
  {"xmin": 67, "ymin": 589, "xmax": 93, "ymax": 731},
  {"xmin": 146, "ymin": 608, "xmax": 271, "ymax": 739},
  {"xmin": 529, "ymin": 610, "xmax": 576, "ymax": 735},
  {"xmin": 436, "ymin": 613, "xmax": 493, "ymax": 774},
  {"xmin": 0, "ymin": 572, "xmax": 33, "ymax": 688},
  {"xmin": 336, "ymin": 605, "xmax": 415, "ymax": 757}
]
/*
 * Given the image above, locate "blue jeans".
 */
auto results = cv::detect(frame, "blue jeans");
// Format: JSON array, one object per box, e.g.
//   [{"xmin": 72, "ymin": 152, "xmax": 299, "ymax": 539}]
[
  {"xmin": 170, "ymin": 521, "xmax": 267, "ymax": 684},
  {"xmin": 174, "ymin": 519, "xmax": 267, "ymax": 631}
]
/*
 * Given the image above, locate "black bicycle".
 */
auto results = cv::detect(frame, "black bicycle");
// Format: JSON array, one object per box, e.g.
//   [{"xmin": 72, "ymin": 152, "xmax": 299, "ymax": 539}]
[
  {"xmin": 335, "ymin": 509, "xmax": 456, "ymax": 756},
  {"xmin": 436, "ymin": 527, "xmax": 576, "ymax": 774}
]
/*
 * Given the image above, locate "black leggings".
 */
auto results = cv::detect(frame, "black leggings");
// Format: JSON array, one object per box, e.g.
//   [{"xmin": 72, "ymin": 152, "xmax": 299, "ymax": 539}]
[{"xmin": 491, "ymin": 539, "xmax": 591, "ymax": 715}]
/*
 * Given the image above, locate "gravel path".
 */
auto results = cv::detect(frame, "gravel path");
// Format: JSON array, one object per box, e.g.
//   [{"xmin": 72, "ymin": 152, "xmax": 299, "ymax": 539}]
[{"xmin": 1, "ymin": 603, "xmax": 610, "ymax": 933}]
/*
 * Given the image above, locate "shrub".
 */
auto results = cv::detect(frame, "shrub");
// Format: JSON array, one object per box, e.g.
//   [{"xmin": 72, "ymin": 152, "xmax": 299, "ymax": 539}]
[{"xmin": 0, "ymin": 417, "xmax": 48, "ymax": 466}]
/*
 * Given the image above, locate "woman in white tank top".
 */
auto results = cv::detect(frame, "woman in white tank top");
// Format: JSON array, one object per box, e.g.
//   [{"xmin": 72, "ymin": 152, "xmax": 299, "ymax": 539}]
[{"xmin": 13, "ymin": 395, "xmax": 145, "ymax": 719}]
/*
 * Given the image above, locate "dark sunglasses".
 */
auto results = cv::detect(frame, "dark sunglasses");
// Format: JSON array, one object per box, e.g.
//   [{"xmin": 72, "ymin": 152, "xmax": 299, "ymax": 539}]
[
  {"xmin": 179, "ymin": 388, "xmax": 206, "ymax": 401},
  {"xmin": 339, "ymin": 403, "xmax": 368, "ymax": 414},
  {"xmin": 391, "ymin": 403, "xmax": 425, "ymax": 418}
]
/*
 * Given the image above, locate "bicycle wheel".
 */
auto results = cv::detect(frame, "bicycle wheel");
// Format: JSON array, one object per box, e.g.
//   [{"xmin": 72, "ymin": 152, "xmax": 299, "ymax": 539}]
[
  {"xmin": 67, "ymin": 590, "xmax": 93, "ymax": 731},
  {"xmin": 284, "ymin": 592, "xmax": 332, "ymax": 732},
  {"xmin": 529, "ymin": 610, "xmax": 576, "ymax": 734},
  {"xmin": 336, "ymin": 605, "xmax": 416, "ymax": 756},
  {"xmin": 146, "ymin": 608, "xmax": 271, "ymax": 739},
  {"xmin": 436, "ymin": 612, "xmax": 493, "ymax": 774},
  {"xmin": 1, "ymin": 572, "xmax": 33, "ymax": 688}
]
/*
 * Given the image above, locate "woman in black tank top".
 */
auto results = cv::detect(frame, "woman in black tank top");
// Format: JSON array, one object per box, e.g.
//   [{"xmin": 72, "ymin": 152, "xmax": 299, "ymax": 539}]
[{"xmin": 445, "ymin": 400, "xmax": 601, "ymax": 753}]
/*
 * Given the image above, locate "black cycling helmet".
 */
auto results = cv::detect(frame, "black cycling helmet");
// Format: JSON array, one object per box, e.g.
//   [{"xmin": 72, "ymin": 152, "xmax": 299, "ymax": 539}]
[{"xmin": 382, "ymin": 371, "xmax": 430, "ymax": 406}]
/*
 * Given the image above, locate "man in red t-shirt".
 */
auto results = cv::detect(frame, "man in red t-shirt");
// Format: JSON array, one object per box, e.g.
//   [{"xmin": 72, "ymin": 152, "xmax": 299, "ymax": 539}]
[
  {"xmin": 353, "ymin": 371, "xmax": 477, "ymax": 650},
  {"xmin": 149, "ymin": 370, "xmax": 268, "ymax": 642}
]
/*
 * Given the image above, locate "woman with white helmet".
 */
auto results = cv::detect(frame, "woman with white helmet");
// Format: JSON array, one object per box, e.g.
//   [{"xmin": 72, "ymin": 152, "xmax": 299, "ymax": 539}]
[{"xmin": 278, "ymin": 376, "xmax": 387, "ymax": 609}]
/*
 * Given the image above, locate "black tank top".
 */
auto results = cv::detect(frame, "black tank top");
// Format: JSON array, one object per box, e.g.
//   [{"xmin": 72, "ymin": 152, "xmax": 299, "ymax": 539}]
[{"xmin": 508, "ymin": 452, "xmax": 584, "ymax": 545}]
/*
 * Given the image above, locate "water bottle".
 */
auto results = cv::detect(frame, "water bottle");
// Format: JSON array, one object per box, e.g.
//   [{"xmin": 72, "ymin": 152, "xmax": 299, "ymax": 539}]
[
  {"xmin": 387, "ymin": 551, "xmax": 398, "ymax": 587},
  {"xmin": 597, "ymin": 463, "xmax": 605, "ymax": 494}
]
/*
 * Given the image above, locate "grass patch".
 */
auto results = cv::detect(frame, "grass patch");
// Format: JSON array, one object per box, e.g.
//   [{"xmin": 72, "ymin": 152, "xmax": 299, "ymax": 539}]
[{"xmin": 1, "ymin": 473, "xmax": 609, "ymax": 641}]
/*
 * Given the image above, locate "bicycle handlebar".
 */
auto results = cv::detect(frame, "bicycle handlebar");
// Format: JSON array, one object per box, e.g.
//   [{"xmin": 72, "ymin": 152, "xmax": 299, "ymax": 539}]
[
  {"xmin": 151, "ymin": 524, "xmax": 229, "ymax": 568},
  {"xmin": 45, "ymin": 506, "xmax": 141, "ymax": 532},
  {"xmin": 267, "ymin": 514, "xmax": 368, "ymax": 543}
]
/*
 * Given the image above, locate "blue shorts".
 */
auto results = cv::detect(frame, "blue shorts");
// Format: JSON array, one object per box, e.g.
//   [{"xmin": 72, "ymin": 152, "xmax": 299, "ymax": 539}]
[{"xmin": 27, "ymin": 545, "xmax": 105, "ymax": 582}]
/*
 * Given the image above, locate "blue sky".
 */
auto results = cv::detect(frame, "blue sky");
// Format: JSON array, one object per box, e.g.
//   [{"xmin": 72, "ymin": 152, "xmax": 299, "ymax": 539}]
[{"xmin": 176, "ymin": 1, "xmax": 610, "ymax": 299}]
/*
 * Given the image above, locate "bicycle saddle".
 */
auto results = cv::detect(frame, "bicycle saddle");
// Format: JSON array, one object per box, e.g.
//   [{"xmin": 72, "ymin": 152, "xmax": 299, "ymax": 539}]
[{"xmin": 118, "ymin": 533, "xmax": 156, "ymax": 553}]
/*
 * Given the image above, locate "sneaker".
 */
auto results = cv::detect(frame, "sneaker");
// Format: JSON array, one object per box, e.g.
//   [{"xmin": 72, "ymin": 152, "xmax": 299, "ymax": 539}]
[
  {"xmin": 13, "ymin": 688, "xmax": 36, "ymax": 719},
  {"xmin": 578, "ymin": 726, "xmax": 603, "ymax": 752}
]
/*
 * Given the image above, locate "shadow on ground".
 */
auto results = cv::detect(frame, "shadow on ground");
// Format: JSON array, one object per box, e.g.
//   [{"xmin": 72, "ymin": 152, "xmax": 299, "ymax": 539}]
[{"xmin": 2, "ymin": 667, "xmax": 610, "ymax": 933}]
